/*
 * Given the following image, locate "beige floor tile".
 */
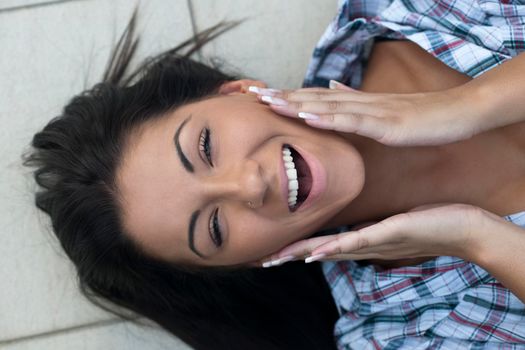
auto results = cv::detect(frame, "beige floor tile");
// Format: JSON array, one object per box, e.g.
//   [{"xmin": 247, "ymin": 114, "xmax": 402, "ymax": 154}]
[
  {"xmin": 1, "ymin": 320, "xmax": 192, "ymax": 350},
  {"xmin": 2, "ymin": 0, "xmax": 341, "ymax": 344},
  {"xmin": 1, "ymin": 0, "xmax": 194, "ymax": 341},
  {"xmin": 189, "ymin": 0, "xmax": 339, "ymax": 89}
]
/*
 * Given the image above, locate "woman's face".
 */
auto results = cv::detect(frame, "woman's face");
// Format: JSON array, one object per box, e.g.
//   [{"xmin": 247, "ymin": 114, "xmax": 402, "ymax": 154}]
[{"xmin": 116, "ymin": 91, "xmax": 365, "ymax": 267}]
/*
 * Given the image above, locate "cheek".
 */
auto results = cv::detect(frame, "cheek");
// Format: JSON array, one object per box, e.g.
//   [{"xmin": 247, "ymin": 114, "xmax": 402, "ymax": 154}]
[
  {"xmin": 221, "ymin": 117, "xmax": 273, "ymax": 142},
  {"xmin": 225, "ymin": 108, "xmax": 303, "ymax": 137},
  {"xmin": 230, "ymin": 219, "xmax": 299, "ymax": 262}
]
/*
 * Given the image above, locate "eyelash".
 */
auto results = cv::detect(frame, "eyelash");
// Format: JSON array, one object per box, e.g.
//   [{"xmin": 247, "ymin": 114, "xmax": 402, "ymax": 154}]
[
  {"xmin": 199, "ymin": 128, "xmax": 223, "ymax": 247},
  {"xmin": 210, "ymin": 208, "xmax": 223, "ymax": 247},
  {"xmin": 199, "ymin": 128, "xmax": 213, "ymax": 166}
]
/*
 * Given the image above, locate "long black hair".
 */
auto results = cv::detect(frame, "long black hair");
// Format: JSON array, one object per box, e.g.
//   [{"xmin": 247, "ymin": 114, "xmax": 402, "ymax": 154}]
[{"xmin": 22, "ymin": 9, "xmax": 339, "ymax": 350}]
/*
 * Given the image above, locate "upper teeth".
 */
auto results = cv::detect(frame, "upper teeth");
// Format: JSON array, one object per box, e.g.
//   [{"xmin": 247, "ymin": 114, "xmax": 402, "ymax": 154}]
[{"xmin": 282, "ymin": 146, "xmax": 299, "ymax": 208}]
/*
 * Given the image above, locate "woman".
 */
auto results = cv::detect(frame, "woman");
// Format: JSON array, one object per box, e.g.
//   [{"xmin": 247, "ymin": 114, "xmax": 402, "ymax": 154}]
[
  {"xmin": 23, "ymin": 12, "xmax": 340, "ymax": 350},
  {"xmin": 23, "ymin": 1, "xmax": 525, "ymax": 350}
]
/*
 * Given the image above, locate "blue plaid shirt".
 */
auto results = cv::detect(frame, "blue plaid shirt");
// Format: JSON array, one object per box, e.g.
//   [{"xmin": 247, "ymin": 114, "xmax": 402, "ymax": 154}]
[{"xmin": 302, "ymin": 0, "xmax": 525, "ymax": 348}]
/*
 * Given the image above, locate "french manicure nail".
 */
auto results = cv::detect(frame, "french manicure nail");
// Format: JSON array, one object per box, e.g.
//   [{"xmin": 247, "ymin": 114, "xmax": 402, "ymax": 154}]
[
  {"xmin": 271, "ymin": 255, "xmax": 295, "ymax": 266},
  {"xmin": 261, "ymin": 96, "xmax": 288, "ymax": 106},
  {"xmin": 263, "ymin": 88, "xmax": 282, "ymax": 95},
  {"xmin": 262, "ymin": 255, "xmax": 295, "ymax": 268},
  {"xmin": 329, "ymin": 79, "xmax": 342, "ymax": 89},
  {"xmin": 248, "ymin": 86, "xmax": 282, "ymax": 95},
  {"xmin": 262, "ymin": 261, "xmax": 273, "ymax": 268},
  {"xmin": 298, "ymin": 112, "xmax": 320, "ymax": 120},
  {"xmin": 305, "ymin": 253, "xmax": 326, "ymax": 264},
  {"xmin": 248, "ymin": 86, "xmax": 262, "ymax": 94}
]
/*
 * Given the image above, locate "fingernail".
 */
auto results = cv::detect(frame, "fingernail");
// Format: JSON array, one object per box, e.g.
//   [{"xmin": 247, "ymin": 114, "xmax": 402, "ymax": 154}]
[
  {"xmin": 273, "ymin": 255, "xmax": 295, "ymax": 266},
  {"xmin": 329, "ymin": 79, "xmax": 342, "ymax": 89},
  {"xmin": 261, "ymin": 96, "xmax": 288, "ymax": 106},
  {"xmin": 262, "ymin": 261, "xmax": 273, "ymax": 268},
  {"xmin": 262, "ymin": 255, "xmax": 295, "ymax": 268},
  {"xmin": 248, "ymin": 86, "xmax": 262, "ymax": 94},
  {"xmin": 248, "ymin": 86, "xmax": 282, "ymax": 95},
  {"xmin": 298, "ymin": 112, "xmax": 319, "ymax": 120},
  {"xmin": 305, "ymin": 253, "xmax": 326, "ymax": 264}
]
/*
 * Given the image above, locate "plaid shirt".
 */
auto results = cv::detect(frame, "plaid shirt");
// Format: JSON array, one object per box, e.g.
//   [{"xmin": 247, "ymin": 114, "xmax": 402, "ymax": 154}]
[{"xmin": 302, "ymin": 0, "xmax": 525, "ymax": 348}]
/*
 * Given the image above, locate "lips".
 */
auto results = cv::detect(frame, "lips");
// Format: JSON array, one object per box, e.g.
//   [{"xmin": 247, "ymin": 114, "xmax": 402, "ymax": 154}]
[{"xmin": 280, "ymin": 145, "xmax": 291, "ymax": 210}]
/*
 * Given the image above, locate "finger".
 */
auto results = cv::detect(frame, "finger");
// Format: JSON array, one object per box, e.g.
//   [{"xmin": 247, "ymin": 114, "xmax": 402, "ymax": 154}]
[
  {"xmin": 309, "ymin": 220, "xmax": 403, "ymax": 257},
  {"xmin": 248, "ymin": 87, "xmax": 283, "ymax": 97},
  {"xmin": 277, "ymin": 235, "xmax": 337, "ymax": 259},
  {"xmin": 306, "ymin": 250, "xmax": 403, "ymax": 263},
  {"xmin": 251, "ymin": 87, "xmax": 329, "ymax": 98},
  {"xmin": 257, "ymin": 246, "xmax": 387, "ymax": 267},
  {"xmin": 329, "ymin": 80, "xmax": 360, "ymax": 92},
  {"xmin": 263, "ymin": 90, "xmax": 382, "ymax": 104},
  {"xmin": 310, "ymin": 230, "xmax": 369, "ymax": 257},
  {"xmin": 253, "ymin": 85, "xmax": 384, "ymax": 104},
  {"xmin": 267, "ymin": 99, "xmax": 383, "ymax": 118},
  {"xmin": 300, "ymin": 112, "xmax": 393, "ymax": 144},
  {"xmin": 258, "ymin": 235, "xmax": 337, "ymax": 266},
  {"xmin": 253, "ymin": 252, "xmax": 371, "ymax": 268},
  {"xmin": 281, "ymin": 89, "xmax": 369, "ymax": 102},
  {"xmin": 326, "ymin": 243, "xmax": 411, "ymax": 255},
  {"xmin": 319, "ymin": 252, "xmax": 385, "ymax": 261}
]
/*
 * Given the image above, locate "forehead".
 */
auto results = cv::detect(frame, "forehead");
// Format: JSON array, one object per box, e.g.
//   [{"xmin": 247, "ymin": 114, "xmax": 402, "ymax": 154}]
[
  {"xmin": 116, "ymin": 116, "xmax": 187, "ymax": 260},
  {"xmin": 114, "ymin": 94, "xmax": 261, "ymax": 262}
]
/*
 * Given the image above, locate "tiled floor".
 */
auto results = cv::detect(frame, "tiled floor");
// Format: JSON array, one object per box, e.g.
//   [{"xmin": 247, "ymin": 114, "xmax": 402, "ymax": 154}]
[{"xmin": 0, "ymin": 0, "xmax": 338, "ymax": 348}]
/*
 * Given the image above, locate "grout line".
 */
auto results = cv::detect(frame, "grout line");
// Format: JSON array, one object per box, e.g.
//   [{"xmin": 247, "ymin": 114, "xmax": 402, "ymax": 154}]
[
  {"xmin": 0, "ymin": 317, "xmax": 140, "ymax": 345},
  {"xmin": 0, "ymin": 0, "xmax": 91, "ymax": 14},
  {"xmin": 186, "ymin": 0, "xmax": 204, "ymax": 62}
]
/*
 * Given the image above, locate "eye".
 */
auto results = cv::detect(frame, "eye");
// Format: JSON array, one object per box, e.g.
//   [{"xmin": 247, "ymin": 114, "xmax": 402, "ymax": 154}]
[
  {"xmin": 209, "ymin": 208, "xmax": 223, "ymax": 247},
  {"xmin": 199, "ymin": 128, "xmax": 213, "ymax": 166},
  {"xmin": 200, "ymin": 128, "xmax": 222, "ymax": 247}
]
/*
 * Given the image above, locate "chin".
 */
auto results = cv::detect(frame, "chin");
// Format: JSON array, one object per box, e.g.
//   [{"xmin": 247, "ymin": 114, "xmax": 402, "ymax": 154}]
[{"xmin": 329, "ymin": 146, "xmax": 366, "ymax": 203}]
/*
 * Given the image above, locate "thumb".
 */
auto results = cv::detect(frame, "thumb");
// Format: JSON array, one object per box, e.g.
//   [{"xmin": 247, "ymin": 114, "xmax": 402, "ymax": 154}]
[{"xmin": 329, "ymin": 79, "xmax": 358, "ymax": 92}]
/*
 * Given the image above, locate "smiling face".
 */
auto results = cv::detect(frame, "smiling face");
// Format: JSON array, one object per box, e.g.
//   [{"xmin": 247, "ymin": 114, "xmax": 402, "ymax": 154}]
[{"xmin": 116, "ymin": 92, "xmax": 365, "ymax": 267}]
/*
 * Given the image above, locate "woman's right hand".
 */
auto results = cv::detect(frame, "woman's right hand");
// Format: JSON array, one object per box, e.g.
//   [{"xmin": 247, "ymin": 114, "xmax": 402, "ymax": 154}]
[
  {"xmin": 257, "ymin": 203, "xmax": 487, "ymax": 268},
  {"xmin": 250, "ymin": 81, "xmax": 488, "ymax": 147}
]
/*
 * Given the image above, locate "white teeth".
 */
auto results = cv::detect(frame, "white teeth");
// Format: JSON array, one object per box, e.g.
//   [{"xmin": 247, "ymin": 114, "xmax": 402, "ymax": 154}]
[
  {"xmin": 282, "ymin": 146, "xmax": 300, "ymax": 208},
  {"xmin": 284, "ymin": 161, "xmax": 295, "ymax": 169},
  {"xmin": 286, "ymin": 168, "xmax": 297, "ymax": 180}
]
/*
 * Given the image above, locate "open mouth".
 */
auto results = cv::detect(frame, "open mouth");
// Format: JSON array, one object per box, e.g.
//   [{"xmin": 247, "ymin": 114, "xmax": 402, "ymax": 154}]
[{"xmin": 282, "ymin": 144, "xmax": 312, "ymax": 212}]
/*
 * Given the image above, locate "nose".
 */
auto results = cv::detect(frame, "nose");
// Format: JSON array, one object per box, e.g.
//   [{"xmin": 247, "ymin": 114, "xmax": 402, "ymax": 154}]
[{"xmin": 203, "ymin": 159, "xmax": 268, "ymax": 209}]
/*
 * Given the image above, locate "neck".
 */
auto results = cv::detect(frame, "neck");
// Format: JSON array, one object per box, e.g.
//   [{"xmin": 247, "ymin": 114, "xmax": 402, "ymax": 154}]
[
  {"xmin": 320, "ymin": 39, "xmax": 525, "ymax": 231},
  {"xmin": 324, "ymin": 126, "xmax": 523, "ymax": 230}
]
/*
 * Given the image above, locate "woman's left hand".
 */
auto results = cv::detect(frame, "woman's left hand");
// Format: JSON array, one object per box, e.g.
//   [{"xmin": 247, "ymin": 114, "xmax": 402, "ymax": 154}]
[{"xmin": 258, "ymin": 203, "xmax": 488, "ymax": 267}]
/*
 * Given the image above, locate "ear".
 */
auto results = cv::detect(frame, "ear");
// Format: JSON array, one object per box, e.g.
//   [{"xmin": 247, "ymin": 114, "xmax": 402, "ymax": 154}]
[{"xmin": 218, "ymin": 79, "xmax": 267, "ymax": 95}]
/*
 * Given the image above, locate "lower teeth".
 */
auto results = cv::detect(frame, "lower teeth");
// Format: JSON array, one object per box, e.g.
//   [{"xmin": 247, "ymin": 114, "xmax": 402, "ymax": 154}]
[{"xmin": 289, "ymin": 198, "xmax": 303, "ymax": 210}]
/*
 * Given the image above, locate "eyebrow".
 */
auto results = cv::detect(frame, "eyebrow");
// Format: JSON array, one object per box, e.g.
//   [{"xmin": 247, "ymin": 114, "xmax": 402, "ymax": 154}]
[
  {"xmin": 188, "ymin": 210, "xmax": 206, "ymax": 259},
  {"xmin": 174, "ymin": 114, "xmax": 194, "ymax": 173},
  {"xmin": 174, "ymin": 115, "xmax": 206, "ymax": 259}
]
